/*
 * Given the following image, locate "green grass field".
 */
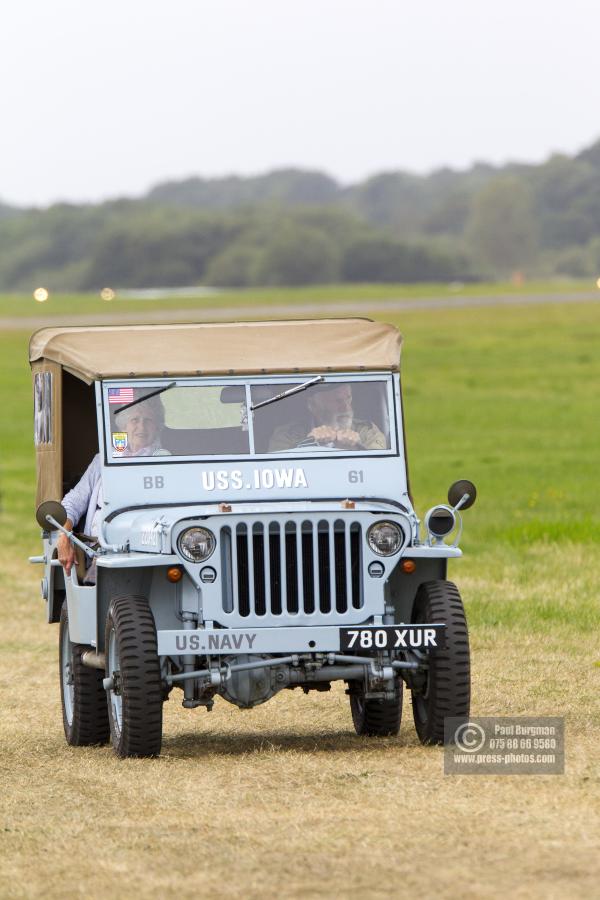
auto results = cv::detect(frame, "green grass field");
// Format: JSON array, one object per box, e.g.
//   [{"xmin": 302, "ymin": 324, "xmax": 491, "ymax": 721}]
[{"xmin": 1, "ymin": 289, "xmax": 599, "ymax": 898}]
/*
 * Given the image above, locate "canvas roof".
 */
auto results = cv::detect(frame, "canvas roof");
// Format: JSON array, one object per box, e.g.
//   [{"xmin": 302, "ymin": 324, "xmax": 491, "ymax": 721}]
[{"xmin": 29, "ymin": 319, "xmax": 402, "ymax": 382}]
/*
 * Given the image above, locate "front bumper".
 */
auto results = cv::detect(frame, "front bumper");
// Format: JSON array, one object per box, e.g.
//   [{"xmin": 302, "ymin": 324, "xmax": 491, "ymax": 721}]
[
  {"xmin": 159, "ymin": 625, "xmax": 343, "ymax": 655},
  {"xmin": 158, "ymin": 623, "xmax": 443, "ymax": 656}
]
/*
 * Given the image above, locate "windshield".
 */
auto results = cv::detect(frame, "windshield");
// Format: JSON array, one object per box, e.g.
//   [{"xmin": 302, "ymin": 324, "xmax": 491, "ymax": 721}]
[
  {"xmin": 251, "ymin": 381, "xmax": 391, "ymax": 453},
  {"xmin": 103, "ymin": 377, "xmax": 394, "ymax": 461}
]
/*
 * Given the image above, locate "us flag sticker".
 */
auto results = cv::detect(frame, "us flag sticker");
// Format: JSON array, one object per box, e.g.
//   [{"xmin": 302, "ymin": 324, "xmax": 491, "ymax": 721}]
[{"xmin": 108, "ymin": 387, "xmax": 134, "ymax": 404}]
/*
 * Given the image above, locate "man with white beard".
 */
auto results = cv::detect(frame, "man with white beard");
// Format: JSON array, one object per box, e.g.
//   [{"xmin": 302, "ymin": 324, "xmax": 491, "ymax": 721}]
[{"xmin": 268, "ymin": 383, "xmax": 386, "ymax": 452}]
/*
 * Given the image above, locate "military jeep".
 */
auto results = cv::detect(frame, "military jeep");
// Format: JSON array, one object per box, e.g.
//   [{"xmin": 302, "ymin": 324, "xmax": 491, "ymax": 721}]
[{"xmin": 29, "ymin": 318, "xmax": 475, "ymax": 757}]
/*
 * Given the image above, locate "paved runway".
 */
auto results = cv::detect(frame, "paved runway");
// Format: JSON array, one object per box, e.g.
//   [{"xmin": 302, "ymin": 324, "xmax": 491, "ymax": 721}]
[{"xmin": 2, "ymin": 290, "xmax": 598, "ymax": 330}]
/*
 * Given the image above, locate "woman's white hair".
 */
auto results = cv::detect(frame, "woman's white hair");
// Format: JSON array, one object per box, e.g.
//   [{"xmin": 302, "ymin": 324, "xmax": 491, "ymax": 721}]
[{"xmin": 114, "ymin": 394, "xmax": 166, "ymax": 430}]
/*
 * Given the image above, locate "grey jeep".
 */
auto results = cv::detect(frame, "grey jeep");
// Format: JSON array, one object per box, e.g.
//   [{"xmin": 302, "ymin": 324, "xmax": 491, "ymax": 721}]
[{"xmin": 29, "ymin": 318, "xmax": 476, "ymax": 757}]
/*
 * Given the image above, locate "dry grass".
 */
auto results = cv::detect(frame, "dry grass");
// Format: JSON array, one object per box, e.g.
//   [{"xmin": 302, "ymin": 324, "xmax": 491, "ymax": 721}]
[{"xmin": 1, "ymin": 564, "xmax": 599, "ymax": 900}]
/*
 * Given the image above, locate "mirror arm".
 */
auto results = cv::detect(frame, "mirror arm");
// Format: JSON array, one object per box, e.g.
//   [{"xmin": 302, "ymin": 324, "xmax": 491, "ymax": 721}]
[
  {"xmin": 453, "ymin": 492, "xmax": 470, "ymax": 512},
  {"xmin": 45, "ymin": 515, "xmax": 98, "ymax": 559}
]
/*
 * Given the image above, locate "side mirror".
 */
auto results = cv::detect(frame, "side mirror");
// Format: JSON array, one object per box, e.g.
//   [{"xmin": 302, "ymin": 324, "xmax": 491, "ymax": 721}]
[
  {"xmin": 448, "ymin": 480, "xmax": 477, "ymax": 510},
  {"xmin": 36, "ymin": 500, "xmax": 68, "ymax": 530}
]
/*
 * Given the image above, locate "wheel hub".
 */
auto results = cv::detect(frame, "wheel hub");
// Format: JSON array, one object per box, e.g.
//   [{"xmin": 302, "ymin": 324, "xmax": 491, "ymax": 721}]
[{"xmin": 110, "ymin": 672, "xmax": 122, "ymax": 695}]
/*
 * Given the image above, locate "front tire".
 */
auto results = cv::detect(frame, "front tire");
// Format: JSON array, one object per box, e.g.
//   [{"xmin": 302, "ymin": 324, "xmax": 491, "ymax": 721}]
[
  {"xmin": 105, "ymin": 596, "xmax": 163, "ymax": 758},
  {"xmin": 350, "ymin": 685, "xmax": 403, "ymax": 736},
  {"xmin": 59, "ymin": 600, "xmax": 109, "ymax": 746},
  {"xmin": 411, "ymin": 580, "xmax": 470, "ymax": 745}
]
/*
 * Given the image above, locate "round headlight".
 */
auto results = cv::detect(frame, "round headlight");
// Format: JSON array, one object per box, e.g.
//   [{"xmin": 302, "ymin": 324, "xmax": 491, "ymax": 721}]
[
  {"xmin": 367, "ymin": 521, "xmax": 404, "ymax": 556},
  {"xmin": 426, "ymin": 506, "xmax": 456, "ymax": 538},
  {"xmin": 177, "ymin": 527, "xmax": 216, "ymax": 563}
]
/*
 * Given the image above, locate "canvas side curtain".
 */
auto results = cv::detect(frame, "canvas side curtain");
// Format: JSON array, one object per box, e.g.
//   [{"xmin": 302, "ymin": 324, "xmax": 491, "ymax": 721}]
[{"xmin": 31, "ymin": 360, "xmax": 62, "ymax": 508}]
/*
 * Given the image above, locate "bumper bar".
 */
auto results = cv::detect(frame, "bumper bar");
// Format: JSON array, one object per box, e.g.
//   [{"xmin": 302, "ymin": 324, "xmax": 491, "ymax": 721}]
[{"xmin": 158, "ymin": 625, "xmax": 345, "ymax": 656}]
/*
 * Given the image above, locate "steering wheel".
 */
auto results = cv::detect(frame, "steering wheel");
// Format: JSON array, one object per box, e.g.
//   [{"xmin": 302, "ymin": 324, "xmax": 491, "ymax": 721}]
[{"xmin": 279, "ymin": 439, "xmax": 337, "ymax": 452}]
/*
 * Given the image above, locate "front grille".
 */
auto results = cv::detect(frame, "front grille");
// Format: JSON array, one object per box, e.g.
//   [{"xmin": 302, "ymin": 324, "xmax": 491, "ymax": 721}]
[{"xmin": 220, "ymin": 519, "xmax": 363, "ymax": 619}]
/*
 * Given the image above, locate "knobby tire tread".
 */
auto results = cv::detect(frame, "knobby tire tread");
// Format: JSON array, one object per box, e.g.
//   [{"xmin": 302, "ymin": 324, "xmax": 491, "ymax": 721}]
[
  {"xmin": 350, "ymin": 689, "xmax": 403, "ymax": 737},
  {"xmin": 59, "ymin": 602, "xmax": 109, "ymax": 746},
  {"xmin": 106, "ymin": 596, "xmax": 163, "ymax": 758},
  {"xmin": 411, "ymin": 580, "xmax": 470, "ymax": 745}
]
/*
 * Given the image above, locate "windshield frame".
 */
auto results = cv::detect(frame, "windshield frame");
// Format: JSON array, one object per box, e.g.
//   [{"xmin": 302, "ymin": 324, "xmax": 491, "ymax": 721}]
[{"xmin": 100, "ymin": 373, "xmax": 399, "ymax": 465}]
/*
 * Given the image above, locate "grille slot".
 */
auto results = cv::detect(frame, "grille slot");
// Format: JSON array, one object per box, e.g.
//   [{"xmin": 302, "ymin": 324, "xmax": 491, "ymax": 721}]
[{"xmin": 221, "ymin": 518, "xmax": 363, "ymax": 620}]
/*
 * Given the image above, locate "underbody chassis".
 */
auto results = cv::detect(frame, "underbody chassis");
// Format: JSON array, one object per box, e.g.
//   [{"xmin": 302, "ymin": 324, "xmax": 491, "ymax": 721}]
[
  {"xmin": 148, "ymin": 624, "xmax": 440, "ymax": 709},
  {"xmin": 100, "ymin": 643, "xmax": 430, "ymax": 709}
]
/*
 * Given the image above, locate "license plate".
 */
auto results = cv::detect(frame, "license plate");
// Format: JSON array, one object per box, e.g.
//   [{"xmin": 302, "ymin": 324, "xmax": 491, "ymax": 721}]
[{"xmin": 339, "ymin": 624, "xmax": 445, "ymax": 652}]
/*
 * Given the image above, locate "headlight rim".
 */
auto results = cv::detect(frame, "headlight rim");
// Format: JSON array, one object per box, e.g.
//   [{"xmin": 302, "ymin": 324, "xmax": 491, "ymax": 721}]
[
  {"xmin": 177, "ymin": 526, "xmax": 216, "ymax": 563},
  {"xmin": 367, "ymin": 520, "xmax": 405, "ymax": 557}
]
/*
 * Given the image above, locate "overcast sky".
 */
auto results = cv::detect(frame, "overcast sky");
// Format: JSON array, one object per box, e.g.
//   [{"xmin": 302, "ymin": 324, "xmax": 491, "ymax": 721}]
[{"xmin": 2, "ymin": 0, "xmax": 600, "ymax": 207}]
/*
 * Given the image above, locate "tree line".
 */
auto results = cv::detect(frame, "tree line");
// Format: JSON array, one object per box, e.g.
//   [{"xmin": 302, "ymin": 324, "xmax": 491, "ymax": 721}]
[{"xmin": 1, "ymin": 137, "xmax": 600, "ymax": 290}]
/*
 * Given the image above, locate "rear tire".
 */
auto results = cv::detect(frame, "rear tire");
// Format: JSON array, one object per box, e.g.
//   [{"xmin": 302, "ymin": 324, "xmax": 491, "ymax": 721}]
[
  {"xmin": 59, "ymin": 600, "xmax": 109, "ymax": 746},
  {"xmin": 105, "ymin": 596, "xmax": 163, "ymax": 758},
  {"xmin": 350, "ymin": 685, "xmax": 403, "ymax": 736},
  {"xmin": 411, "ymin": 580, "xmax": 470, "ymax": 745}
]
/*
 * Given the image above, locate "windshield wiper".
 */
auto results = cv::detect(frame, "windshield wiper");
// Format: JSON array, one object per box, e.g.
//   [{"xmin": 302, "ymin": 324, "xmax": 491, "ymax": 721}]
[
  {"xmin": 250, "ymin": 376, "xmax": 325, "ymax": 412},
  {"xmin": 113, "ymin": 381, "xmax": 177, "ymax": 414}
]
